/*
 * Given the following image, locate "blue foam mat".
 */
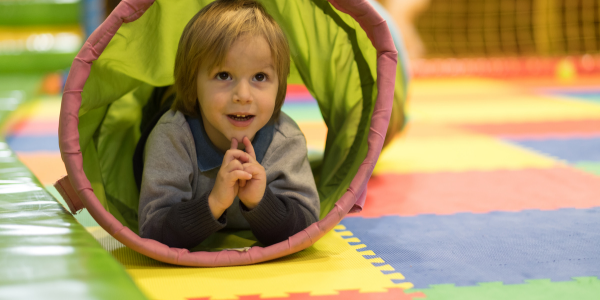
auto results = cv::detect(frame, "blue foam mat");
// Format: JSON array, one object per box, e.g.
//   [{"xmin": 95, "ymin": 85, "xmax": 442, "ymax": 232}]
[
  {"xmin": 281, "ymin": 102, "xmax": 323, "ymax": 122},
  {"xmin": 548, "ymin": 91, "xmax": 600, "ymax": 103},
  {"xmin": 340, "ymin": 208, "xmax": 600, "ymax": 288},
  {"xmin": 6, "ymin": 135, "xmax": 59, "ymax": 152},
  {"xmin": 507, "ymin": 137, "xmax": 600, "ymax": 163}
]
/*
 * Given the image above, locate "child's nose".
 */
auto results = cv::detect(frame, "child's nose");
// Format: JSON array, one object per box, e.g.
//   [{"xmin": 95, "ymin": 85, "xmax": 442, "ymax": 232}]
[{"xmin": 233, "ymin": 81, "xmax": 252, "ymax": 104}]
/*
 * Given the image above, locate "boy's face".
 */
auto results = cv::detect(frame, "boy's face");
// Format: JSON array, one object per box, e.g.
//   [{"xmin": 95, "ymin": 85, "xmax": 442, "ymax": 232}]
[{"xmin": 197, "ymin": 34, "xmax": 278, "ymax": 152}]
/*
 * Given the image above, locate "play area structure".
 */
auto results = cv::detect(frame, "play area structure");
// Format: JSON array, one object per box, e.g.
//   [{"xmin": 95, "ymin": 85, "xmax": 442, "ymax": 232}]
[{"xmin": 2, "ymin": 0, "xmax": 600, "ymax": 299}]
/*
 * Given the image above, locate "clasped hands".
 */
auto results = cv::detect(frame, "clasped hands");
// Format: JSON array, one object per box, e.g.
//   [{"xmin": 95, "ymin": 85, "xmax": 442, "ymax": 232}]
[{"xmin": 208, "ymin": 137, "xmax": 266, "ymax": 219}]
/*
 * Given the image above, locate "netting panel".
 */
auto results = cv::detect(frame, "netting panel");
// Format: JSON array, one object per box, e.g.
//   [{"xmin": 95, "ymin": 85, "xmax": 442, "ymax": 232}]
[{"xmin": 416, "ymin": 0, "xmax": 600, "ymax": 58}]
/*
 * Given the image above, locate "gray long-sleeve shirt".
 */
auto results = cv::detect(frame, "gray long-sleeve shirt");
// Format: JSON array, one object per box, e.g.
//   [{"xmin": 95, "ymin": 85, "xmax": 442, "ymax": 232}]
[{"xmin": 138, "ymin": 110, "xmax": 320, "ymax": 248}]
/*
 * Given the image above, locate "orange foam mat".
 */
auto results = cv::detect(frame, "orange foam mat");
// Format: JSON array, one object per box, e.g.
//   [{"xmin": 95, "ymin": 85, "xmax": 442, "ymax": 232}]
[
  {"xmin": 399, "ymin": 122, "xmax": 474, "ymax": 139},
  {"xmin": 16, "ymin": 152, "xmax": 65, "ymax": 185},
  {"xmin": 505, "ymin": 75, "xmax": 600, "ymax": 88},
  {"xmin": 297, "ymin": 121, "xmax": 327, "ymax": 150},
  {"xmin": 86, "ymin": 226, "xmax": 411, "ymax": 300},
  {"xmin": 354, "ymin": 167, "xmax": 600, "ymax": 218}
]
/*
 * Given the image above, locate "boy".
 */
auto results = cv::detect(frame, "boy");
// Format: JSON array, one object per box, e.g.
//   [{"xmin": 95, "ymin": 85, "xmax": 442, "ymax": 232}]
[{"xmin": 137, "ymin": 0, "xmax": 320, "ymax": 249}]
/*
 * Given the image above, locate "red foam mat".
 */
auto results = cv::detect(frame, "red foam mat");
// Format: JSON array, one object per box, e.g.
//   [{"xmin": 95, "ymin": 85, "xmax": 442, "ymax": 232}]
[
  {"xmin": 458, "ymin": 119, "xmax": 600, "ymax": 139},
  {"xmin": 189, "ymin": 289, "xmax": 425, "ymax": 300},
  {"xmin": 354, "ymin": 167, "xmax": 600, "ymax": 218},
  {"xmin": 8, "ymin": 120, "xmax": 59, "ymax": 136}
]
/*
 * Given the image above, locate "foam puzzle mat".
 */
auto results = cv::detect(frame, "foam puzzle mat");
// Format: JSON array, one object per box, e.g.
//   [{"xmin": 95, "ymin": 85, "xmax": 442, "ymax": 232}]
[{"xmin": 6, "ymin": 77, "xmax": 600, "ymax": 299}]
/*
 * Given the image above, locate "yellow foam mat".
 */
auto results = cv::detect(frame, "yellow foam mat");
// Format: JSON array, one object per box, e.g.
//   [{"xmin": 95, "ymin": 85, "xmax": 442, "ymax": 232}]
[
  {"xmin": 408, "ymin": 96, "xmax": 600, "ymax": 124},
  {"xmin": 409, "ymin": 78, "xmax": 527, "ymax": 98},
  {"xmin": 0, "ymin": 25, "xmax": 83, "ymax": 40},
  {"xmin": 374, "ymin": 134, "xmax": 558, "ymax": 174},
  {"xmin": 26, "ymin": 98, "xmax": 62, "ymax": 121},
  {"xmin": 2, "ymin": 97, "xmax": 61, "ymax": 130},
  {"xmin": 86, "ymin": 225, "xmax": 407, "ymax": 300}
]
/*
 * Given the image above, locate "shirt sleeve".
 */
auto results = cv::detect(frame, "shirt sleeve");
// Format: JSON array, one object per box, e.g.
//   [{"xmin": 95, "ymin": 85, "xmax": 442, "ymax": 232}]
[
  {"xmin": 138, "ymin": 121, "xmax": 226, "ymax": 249},
  {"xmin": 240, "ymin": 131, "xmax": 320, "ymax": 246},
  {"xmin": 239, "ymin": 186, "xmax": 316, "ymax": 246}
]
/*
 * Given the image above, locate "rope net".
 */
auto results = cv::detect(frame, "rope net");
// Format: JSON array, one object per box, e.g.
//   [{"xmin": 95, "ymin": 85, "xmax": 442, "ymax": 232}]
[
  {"xmin": 412, "ymin": 0, "xmax": 600, "ymax": 77},
  {"xmin": 416, "ymin": 0, "xmax": 600, "ymax": 57}
]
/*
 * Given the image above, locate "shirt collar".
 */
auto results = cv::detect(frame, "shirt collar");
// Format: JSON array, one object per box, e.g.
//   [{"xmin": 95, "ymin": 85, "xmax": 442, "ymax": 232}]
[{"xmin": 186, "ymin": 115, "xmax": 274, "ymax": 172}]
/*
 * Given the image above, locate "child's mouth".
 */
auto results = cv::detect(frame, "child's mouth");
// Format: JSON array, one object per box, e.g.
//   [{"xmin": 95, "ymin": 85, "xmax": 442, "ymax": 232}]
[
  {"xmin": 227, "ymin": 114, "xmax": 255, "ymax": 127},
  {"xmin": 228, "ymin": 114, "xmax": 254, "ymax": 121}
]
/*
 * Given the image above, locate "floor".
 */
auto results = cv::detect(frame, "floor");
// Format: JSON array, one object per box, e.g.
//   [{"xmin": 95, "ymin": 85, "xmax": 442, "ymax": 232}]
[{"xmin": 6, "ymin": 76, "xmax": 600, "ymax": 299}]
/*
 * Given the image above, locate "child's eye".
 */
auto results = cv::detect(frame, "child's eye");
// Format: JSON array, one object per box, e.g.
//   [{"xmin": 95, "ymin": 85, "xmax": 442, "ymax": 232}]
[
  {"xmin": 254, "ymin": 73, "xmax": 267, "ymax": 82},
  {"xmin": 216, "ymin": 72, "xmax": 231, "ymax": 80}
]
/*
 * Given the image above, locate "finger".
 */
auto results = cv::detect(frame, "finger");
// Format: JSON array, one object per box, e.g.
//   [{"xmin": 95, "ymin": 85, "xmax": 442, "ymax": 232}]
[
  {"xmin": 230, "ymin": 138, "xmax": 238, "ymax": 150},
  {"xmin": 226, "ymin": 158, "xmax": 243, "ymax": 171},
  {"xmin": 227, "ymin": 170, "xmax": 252, "ymax": 183},
  {"xmin": 243, "ymin": 137, "xmax": 256, "ymax": 161},
  {"xmin": 224, "ymin": 149, "xmax": 251, "ymax": 164},
  {"xmin": 242, "ymin": 163, "xmax": 263, "ymax": 177},
  {"xmin": 232, "ymin": 159, "xmax": 246, "ymax": 188}
]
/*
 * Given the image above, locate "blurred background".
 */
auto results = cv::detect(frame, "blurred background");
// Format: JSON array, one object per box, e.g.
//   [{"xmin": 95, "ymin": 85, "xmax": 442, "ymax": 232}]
[
  {"xmin": 2, "ymin": 0, "xmax": 598, "ymax": 98},
  {"xmin": 389, "ymin": 0, "xmax": 600, "ymax": 78},
  {"xmin": 3, "ymin": 0, "xmax": 600, "ymax": 95}
]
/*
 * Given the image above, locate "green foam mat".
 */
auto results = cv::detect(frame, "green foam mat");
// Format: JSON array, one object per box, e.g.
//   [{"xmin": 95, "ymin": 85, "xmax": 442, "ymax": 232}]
[
  {"xmin": 411, "ymin": 277, "xmax": 600, "ymax": 300},
  {"xmin": 0, "ymin": 0, "xmax": 80, "ymax": 26},
  {"xmin": 0, "ymin": 52, "xmax": 77, "ymax": 74},
  {"xmin": 575, "ymin": 162, "xmax": 600, "ymax": 176},
  {"xmin": 0, "ymin": 74, "xmax": 146, "ymax": 299}
]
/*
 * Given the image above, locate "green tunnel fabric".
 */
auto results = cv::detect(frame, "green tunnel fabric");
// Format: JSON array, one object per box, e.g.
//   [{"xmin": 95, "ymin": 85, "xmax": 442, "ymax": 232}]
[{"xmin": 79, "ymin": 0, "xmax": 407, "ymax": 231}]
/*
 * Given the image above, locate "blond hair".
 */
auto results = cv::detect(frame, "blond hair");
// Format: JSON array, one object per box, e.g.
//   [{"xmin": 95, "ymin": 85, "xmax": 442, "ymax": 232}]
[{"xmin": 172, "ymin": 0, "xmax": 290, "ymax": 121}]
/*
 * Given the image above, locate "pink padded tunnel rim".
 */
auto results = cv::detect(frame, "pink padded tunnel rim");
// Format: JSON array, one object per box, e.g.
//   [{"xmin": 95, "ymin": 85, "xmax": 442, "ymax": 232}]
[{"xmin": 57, "ymin": 0, "xmax": 397, "ymax": 266}]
